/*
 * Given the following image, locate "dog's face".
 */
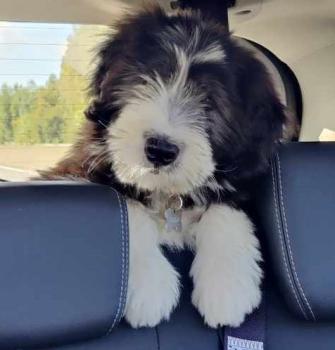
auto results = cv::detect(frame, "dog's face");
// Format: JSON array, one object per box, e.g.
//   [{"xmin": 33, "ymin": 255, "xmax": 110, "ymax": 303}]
[{"xmin": 86, "ymin": 7, "xmax": 286, "ymax": 196}]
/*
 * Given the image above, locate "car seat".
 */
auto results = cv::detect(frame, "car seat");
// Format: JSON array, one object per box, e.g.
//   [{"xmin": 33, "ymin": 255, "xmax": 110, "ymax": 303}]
[{"xmin": 1, "ymin": 141, "xmax": 335, "ymax": 349}]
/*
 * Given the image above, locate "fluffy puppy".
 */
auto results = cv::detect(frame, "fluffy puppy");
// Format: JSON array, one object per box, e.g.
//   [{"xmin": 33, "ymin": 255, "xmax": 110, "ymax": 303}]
[{"xmin": 41, "ymin": 6, "xmax": 294, "ymax": 328}]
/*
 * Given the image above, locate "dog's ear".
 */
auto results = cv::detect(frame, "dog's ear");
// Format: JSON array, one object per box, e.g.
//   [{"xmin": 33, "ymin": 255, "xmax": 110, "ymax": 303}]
[
  {"xmin": 85, "ymin": 5, "xmax": 167, "ymax": 125},
  {"xmin": 226, "ymin": 44, "xmax": 289, "ymax": 179},
  {"xmin": 84, "ymin": 97, "xmax": 118, "ymax": 127},
  {"xmin": 90, "ymin": 4, "xmax": 167, "ymax": 97},
  {"xmin": 84, "ymin": 33, "xmax": 126, "ymax": 125}
]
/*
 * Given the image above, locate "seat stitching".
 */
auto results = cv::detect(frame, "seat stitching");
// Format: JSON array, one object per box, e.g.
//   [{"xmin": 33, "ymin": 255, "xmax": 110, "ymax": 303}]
[
  {"xmin": 120, "ymin": 196, "xmax": 129, "ymax": 317},
  {"xmin": 271, "ymin": 157, "xmax": 307, "ymax": 319},
  {"xmin": 106, "ymin": 189, "xmax": 126, "ymax": 334},
  {"xmin": 155, "ymin": 326, "xmax": 161, "ymax": 350},
  {"xmin": 276, "ymin": 153, "xmax": 316, "ymax": 320}
]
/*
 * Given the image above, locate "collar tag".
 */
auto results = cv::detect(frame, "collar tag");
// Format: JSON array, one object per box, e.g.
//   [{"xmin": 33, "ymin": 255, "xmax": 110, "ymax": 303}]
[
  {"xmin": 164, "ymin": 194, "xmax": 183, "ymax": 232},
  {"xmin": 164, "ymin": 208, "xmax": 182, "ymax": 232}
]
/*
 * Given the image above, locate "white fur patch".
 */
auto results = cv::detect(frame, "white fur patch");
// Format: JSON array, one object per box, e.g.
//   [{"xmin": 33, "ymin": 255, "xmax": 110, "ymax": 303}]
[
  {"xmin": 125, "ymin": 201, "xmax": 180, "ymax": 328},
  {"xmin": 193, "ymin": 44, "xmax": 225, "ymax": 63},
  {"xmin": 190, "ymin": 204, "xmax": 263, "ymax": 327},
  {"xmin": 160, "ymin": 24, "xmax": 225, "ymax": 64}
]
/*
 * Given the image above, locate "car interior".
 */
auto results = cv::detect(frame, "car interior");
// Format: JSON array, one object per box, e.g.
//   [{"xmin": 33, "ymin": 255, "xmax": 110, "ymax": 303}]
[{"xmin": 0, "ymin": 0, "xmax": 334, "ymax": 349}]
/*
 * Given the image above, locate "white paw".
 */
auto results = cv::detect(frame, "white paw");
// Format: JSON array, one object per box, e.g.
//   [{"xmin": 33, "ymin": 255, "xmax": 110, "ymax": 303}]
[
  {"xmin": 190, "ymin": 204, "xmax": 263, "ymax": 328},
  {"xmin": 125, "ymin": 249, "xmax": 180, "ymax": 328},
  {"xmin": 124, "ymin": 201, "xmax": 181, "ymax": 328},
  {"xmin": 191, "ymin": 268, "xmax": 262, "ymax": 328}
]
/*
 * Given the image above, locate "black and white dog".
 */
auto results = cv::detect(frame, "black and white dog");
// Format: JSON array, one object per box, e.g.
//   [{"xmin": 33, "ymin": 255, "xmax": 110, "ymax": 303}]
[{"xmin": 42, "ymin": 6, "xmax": 295, "ymax": 328}]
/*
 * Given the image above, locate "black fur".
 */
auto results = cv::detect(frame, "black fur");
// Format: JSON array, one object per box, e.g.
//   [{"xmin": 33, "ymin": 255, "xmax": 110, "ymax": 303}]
[{"xmin": 84, "ymin": 6, "xmax": 286, "ymax": 208}]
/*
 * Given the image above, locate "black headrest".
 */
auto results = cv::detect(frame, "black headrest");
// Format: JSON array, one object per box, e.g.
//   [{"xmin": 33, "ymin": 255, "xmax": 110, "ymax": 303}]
[
  {"xmin": 236, "ymin": 37, "xmax": 302, "ymax": 141},
  {"xmin": 255, "ymin": 142, "xmax": 335, "ymax": 321},
  {"xmin": 0, "ymin": 182, "xmax": 128, "ymax": 349}
]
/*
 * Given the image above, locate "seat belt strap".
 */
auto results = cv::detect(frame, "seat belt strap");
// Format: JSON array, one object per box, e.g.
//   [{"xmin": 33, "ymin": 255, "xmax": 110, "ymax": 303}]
[{"xmin": 223, "ymin": 297, "xmax": 266, "ymax": 350}]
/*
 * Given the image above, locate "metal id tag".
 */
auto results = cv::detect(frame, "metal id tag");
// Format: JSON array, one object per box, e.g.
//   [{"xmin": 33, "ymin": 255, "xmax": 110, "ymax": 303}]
[{"xmin": 164, "ymin": 195, "xmax": 183, "ymax": 232}]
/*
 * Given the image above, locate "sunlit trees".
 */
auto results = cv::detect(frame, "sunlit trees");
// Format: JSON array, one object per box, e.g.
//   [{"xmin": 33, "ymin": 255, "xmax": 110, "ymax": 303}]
[{"xmin": 0, "ymin": 25, "xmax": 95, "ymax": 144}]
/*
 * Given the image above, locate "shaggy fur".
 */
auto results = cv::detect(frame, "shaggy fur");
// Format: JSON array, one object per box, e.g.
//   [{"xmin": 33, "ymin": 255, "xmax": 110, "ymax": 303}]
[{"xmin": 40, "ymin": 6, "xmax": 296, "ymax": 328}]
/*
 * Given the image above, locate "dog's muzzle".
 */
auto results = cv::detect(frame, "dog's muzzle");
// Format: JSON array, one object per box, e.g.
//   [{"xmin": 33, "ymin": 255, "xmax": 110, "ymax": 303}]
[{"xmin": 145, "ymin": 135, "xmax": 179, "ymax": 167}]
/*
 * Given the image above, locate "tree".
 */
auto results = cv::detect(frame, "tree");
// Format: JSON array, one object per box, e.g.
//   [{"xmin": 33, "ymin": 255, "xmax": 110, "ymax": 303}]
[
  {"xmin": 0, "ymin": 84, "xmax": 14, "ymax": 143},
  {"xmin": 0, "ymin": 24, "xmax": 104, "ymax": 145}
]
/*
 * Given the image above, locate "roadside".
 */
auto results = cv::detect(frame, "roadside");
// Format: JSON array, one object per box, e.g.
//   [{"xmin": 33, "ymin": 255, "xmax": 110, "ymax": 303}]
[{"xmin": 0, "ymin": 144, "xmax": 71, "ymax": 181}]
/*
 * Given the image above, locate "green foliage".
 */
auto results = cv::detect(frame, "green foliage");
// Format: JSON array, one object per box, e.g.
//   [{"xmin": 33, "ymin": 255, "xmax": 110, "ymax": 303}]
[{"xmin": 0, "ymin": 27, "xmax": 92, "ymax": 145}]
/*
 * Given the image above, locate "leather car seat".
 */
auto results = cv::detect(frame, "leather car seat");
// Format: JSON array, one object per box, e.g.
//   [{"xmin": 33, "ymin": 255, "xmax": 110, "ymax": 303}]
[{"xmin": 1, "ymin": 142, "xmax": 335, "ymax": 349}]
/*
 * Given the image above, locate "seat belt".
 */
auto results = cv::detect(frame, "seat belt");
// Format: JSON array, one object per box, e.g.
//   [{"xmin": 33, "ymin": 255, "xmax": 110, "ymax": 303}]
[{"xmin": 222, "ymin": 297, "xmax": 266, "ymax": 350}]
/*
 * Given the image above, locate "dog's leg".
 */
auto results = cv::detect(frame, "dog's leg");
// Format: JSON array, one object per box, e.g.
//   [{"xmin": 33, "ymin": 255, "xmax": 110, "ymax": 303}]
[
  {"xmin": 190, "ymin": 204, "xmax": 262, "ymax": 328},
  {"xmin": 125, "ymin": 201, "xmax": 180, "ymax": 328}
]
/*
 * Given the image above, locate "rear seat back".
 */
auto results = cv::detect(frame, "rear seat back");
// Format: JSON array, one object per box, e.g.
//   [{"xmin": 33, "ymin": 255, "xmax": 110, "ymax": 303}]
[
  {"xmin": 254, "ymin": 142, "xmax": 335, "ymax": 321},
  {"xmin": 0, "ymin": 182, "xmax": 128, "ymax": 349}
]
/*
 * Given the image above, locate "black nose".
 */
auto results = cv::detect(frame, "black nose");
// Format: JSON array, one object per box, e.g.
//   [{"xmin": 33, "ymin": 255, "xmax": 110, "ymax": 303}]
[{"xmin": 145, "ymin": 136, "xmax": 179, "ymax": 167}]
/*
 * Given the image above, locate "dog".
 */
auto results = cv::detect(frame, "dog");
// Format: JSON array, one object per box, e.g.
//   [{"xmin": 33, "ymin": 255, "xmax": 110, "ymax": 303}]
[{"xmin": 40, "ymin": 5, "xmax": 296, "ymax": 328}]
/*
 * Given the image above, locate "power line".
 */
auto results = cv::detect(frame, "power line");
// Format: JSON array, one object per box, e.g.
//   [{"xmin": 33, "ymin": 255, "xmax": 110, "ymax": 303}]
[
  {"xmin": 0, "ymin": 25, "xmax": 105, "ymax": 30},
  {"xmin": 0, "ymin": 103, "xmax": 87, "ymax": 106},
  {"xmin": 0, "ymin": 74, "xmax": 88, "ymax": 77},
  {"xmin": 0, "ymin": 42, "xmax": 91, "ymax": 46},
  {"xmin": 0, "ymin": 58, "xmax": 90, "ymax": 62}
]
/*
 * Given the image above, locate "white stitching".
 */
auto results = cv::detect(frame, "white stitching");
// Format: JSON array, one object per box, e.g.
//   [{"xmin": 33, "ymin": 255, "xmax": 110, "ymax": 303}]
[
  {"xmin": 120, "ymin": 197, "xmax": 129, "ymax": 316},
  {"xmin": 107, "ymin": 189, "xmax": 125, "ymax": 332},
  {"xmin": 106, "ymin": 189, "xmax": 126, "ymax": 334},
  {"xmin": 115, "ymin": 194, "xmax": 128, "ymax": 318},
  {"xmin": 276, "ymin": 154, "xmax": 316, "ymax": 321},
  {"xmin": 271, "ymin": 158, "xmax": 307, "ymax": 319}
]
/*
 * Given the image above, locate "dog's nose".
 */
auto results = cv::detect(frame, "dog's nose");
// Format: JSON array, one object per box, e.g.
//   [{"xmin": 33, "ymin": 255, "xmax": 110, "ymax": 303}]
[{"xmin": 145, "ymin": 136, "xmax": 179, "ymax": 167}]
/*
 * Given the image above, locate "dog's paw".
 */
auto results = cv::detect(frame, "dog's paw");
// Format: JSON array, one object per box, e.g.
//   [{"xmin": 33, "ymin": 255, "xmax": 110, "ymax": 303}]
[
  {"xmin": 125, "ymin": 253, "xmax": 180, "ymax": 328},
  {"xmin": 190, "ymin": 204, "xmax": 263, "ymax": 328},
  {"xmin": 191, "ymin": 263, "xmax": 262, "ymax": 328},
  {"xmin": 124, "ymin": 201, "xmax": 181, "ymax": 328}
]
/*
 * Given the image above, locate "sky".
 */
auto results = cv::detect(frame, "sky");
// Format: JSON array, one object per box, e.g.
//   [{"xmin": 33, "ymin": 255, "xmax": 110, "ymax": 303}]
[{"xmin": 0, "ymin": 22, "xmax": 74, "ymax": 86}]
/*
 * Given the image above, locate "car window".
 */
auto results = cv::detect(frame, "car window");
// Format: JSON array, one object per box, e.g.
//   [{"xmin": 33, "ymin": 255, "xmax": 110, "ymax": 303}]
[{"xmin": 0, "ymin": 22, "xmax": 108, "ymax": 181}]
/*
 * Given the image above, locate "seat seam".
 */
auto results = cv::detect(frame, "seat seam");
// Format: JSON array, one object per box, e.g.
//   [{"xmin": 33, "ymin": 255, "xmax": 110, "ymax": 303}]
[
  {"xmin": 122, "ymin": 196, "xmax": 129, "ymax": 318},
  {"xmin": 116, "ymin": 194, "xmax": 129, "ymax": 320},
  {"xmin": 106, "ymin": 189, "xmax": 127, "ymax": 334},
  {"xmin": 271, "ymin": 157, "xmax": 307, "ymax": 319},
  {"xmin": 276, "ymin": 153, "xmax": 316, "ymax": 320},
  {"xmin": 155, "ymin": 326, "xmax": 161, "ymax": 350}
]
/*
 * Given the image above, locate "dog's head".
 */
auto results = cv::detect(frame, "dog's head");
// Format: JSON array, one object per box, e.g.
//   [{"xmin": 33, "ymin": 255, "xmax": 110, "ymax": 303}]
[{"xmin": 86, "ymin": 6, "xmax": 286, "ymax": 197}]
